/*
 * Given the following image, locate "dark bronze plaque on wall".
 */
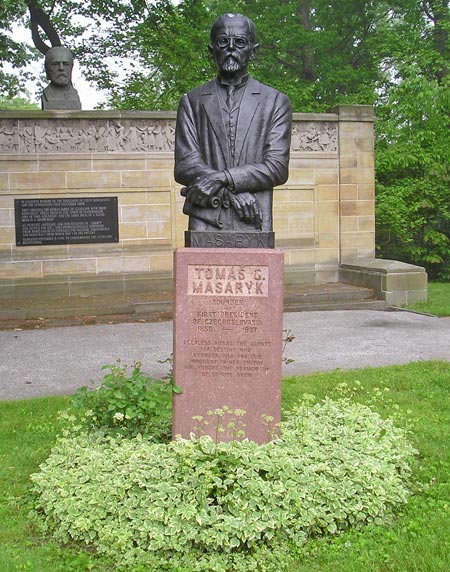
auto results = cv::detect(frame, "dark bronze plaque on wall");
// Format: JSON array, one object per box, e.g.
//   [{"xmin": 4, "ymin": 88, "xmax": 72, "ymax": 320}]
[{"xmin": 15, "ymin": 197, "xmax": 119, "ymax": 246}]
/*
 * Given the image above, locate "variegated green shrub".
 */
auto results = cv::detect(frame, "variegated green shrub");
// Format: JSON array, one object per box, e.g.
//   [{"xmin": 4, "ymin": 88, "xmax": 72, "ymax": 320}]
[{"xmin": 31, "ymin": 398, "xmax": 417, "ymax": 572}]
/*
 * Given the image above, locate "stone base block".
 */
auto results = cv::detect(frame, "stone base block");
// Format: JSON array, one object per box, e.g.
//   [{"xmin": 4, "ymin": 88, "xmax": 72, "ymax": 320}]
[
  {"xmin": 0, "ymin": 271, "xmax": 173, "ymax": 299},
  {"xmin": 173, "ymin": 248, "xmax": 284, "ymax": 443},
  {"xmin": 339, "ymin": 257, "xmax": 428, "ymax": 306}
]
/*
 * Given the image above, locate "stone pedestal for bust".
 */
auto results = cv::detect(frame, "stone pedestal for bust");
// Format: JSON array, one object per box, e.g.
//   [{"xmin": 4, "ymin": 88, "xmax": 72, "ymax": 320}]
[{"xmin": 172, "ymin": 248, "xmax": 284, "ymax": 443}]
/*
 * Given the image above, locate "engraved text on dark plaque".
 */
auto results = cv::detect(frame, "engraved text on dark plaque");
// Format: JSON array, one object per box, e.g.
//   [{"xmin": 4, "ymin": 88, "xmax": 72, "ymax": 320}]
[{"xmin": 15, "ymin": 197, "xmax": 119, "ymax": 246}]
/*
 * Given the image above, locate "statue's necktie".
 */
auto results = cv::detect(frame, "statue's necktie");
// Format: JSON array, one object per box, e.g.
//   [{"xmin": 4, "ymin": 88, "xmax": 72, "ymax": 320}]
[{"xmin": 226, "ymin": 85, "xmax": 235, "ymax": 110}]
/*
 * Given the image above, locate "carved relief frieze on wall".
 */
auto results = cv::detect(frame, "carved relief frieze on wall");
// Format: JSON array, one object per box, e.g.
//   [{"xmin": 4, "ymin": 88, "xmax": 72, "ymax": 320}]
[
  {"xmin": 0, "ymin": 119, "xmax": 176, "ymax": 154},
  {"xmin": 0, "ymin": 120, "xmax": 19, "ymax": 153},
  {"xmin": 291, "ymin": 122, "xmax": 338, "ymax": 153},
  {"xmin": 0, "ymin": 118, "xmax": 337, "ymax": 154}
]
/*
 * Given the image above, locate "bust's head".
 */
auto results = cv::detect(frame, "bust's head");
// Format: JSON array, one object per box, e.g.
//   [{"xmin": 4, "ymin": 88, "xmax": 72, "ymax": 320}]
[
  {"xmin": 209, "ymin": 14, "xmax": 259, "ymax": 82},
  {"xmin": 45, "ymin": 47, "xmax": 74, "ymax": 87}
]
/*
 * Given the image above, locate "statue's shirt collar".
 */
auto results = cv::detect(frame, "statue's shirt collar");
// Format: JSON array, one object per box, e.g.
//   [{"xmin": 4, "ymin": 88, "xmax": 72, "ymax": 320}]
[{"xmin": 215, "ymin": 74, "xmax": 250, "ymax": 90}]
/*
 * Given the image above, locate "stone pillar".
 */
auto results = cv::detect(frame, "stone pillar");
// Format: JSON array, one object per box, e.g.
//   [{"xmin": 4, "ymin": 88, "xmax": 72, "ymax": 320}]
[{"xmin": 335, "ymin": 105, "xmax": 376, "ymax": 262}]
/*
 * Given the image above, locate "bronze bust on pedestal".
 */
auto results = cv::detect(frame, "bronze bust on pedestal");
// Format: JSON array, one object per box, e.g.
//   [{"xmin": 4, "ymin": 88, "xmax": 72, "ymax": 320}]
[{"xmin": 41, "ymin": 47, "xmax": 81, "ymax": 111}]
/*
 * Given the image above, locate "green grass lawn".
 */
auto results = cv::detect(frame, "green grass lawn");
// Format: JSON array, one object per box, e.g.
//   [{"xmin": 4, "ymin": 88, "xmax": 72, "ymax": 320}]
[
  {"xmin": 1, "ymin": 361, "xmax": 449, "ymax": 571},
  {"xmin": 406, "ymin": 282, "xmax": 450, "ymax": 316}
]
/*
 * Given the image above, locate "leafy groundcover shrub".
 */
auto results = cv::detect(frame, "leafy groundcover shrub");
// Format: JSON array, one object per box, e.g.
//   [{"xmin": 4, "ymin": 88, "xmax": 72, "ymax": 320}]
[
  {"xmin": 66, "ymin": 360, "xmax": 180, "ymax": 442},
  {"xmin": 31, "ymin": 398, "xmax": 417, "ymax": 572}
]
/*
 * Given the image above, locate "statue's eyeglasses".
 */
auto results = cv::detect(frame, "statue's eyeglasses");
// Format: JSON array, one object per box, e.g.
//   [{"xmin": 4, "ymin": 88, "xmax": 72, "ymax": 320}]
[{"xmin": 214, "ymin": 36, "xmax": 250, "ymax": 49}]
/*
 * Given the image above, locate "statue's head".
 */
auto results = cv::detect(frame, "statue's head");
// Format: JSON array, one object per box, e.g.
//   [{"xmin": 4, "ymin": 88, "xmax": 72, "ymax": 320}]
[
  {"xmin": 209, "ymin": 13, "xmax": 259, "ymax": 80},
  {"xmin": 45, "ymin": 46, "xmax": 74, "ymax": 87}
]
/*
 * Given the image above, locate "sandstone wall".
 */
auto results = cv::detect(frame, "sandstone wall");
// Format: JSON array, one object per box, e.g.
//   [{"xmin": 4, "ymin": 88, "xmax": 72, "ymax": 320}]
[{"xmin": 0, "ymin": 106, "xmax": 375, "ymax": 298}]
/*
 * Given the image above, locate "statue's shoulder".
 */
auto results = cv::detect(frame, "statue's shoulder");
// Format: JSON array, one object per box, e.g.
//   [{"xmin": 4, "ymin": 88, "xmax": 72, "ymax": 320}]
[
  {"xmin": 42, "ymin": 84, "xmax": 53, "ymax": 98},
  {"xmin": 247, "ymin": 79, "xmax": 291, "ymax": 115},
  {"xmin": 249, "ymin": 78, "xmax": 289, "ymax": 101},
  {"xmin": 183, "ymin": 79, "xmax": 216, "ymax": 102},
  {"xmin": 68, "ymin": 84, "xmax": 81, "ymax": 102}
]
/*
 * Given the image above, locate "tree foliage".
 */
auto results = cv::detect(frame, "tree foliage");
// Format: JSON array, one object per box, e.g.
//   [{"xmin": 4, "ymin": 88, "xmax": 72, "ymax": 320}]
[
  {"xmin": 1, "ymin": 0, "xmax": 449, "ymax": 276},
  {"xmin": 375, "ymin": 0, "xmax": 450, "ymax": 279},
  {"xmin": 0, "ymin": 95, "xmax": 39, "ymax": 109},
  {"xmin": 2, "ymin": 0, "xmax": 390, "ymax": 111},
  {"xmin": 0, "ymin": 0, "xmax": 38, "ymax": 98}
]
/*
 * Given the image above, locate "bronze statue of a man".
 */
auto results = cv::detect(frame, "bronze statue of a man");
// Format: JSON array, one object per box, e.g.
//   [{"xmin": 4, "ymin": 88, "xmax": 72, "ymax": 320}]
[
  {"xmin": 41, "ymin": 46, "xmax": 81, "ymax": 110},
  {"xmin": 174, "ymin": 13, "xmax": 291, "ymax": 239}
]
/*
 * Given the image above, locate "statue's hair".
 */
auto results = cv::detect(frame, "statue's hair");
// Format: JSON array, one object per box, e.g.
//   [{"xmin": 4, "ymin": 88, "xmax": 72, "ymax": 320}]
[
  {"xmin": 44, "ymin": 46, "xmax": 74, "ymax": 68},
  {"xmin": 210, "ymin": 13, "xmax": 257, "ymax": 44}
]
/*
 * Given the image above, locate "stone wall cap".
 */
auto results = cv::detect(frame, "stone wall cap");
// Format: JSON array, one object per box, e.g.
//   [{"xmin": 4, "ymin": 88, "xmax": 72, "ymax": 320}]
[
  {"xmin": 1, "ymin": 108, "xmax": 372, "ymax": 122},
  {"xmin": 341, "ymin": 257, "xmax": 426, "ymax": 274},
  {"xmin": 330, "ymin": 105, "xmax": 375, "ymax": 121},
  {"xmin": 292, "ymin": 112, "xmax": 338, "ymax": 121},
  {"xmin": 0, "ymin": 110, "xmax": 178, "ymax": 120},
  {"xmin": 2, "ymin": 110, "xmax": 335, "ymax": 122}
]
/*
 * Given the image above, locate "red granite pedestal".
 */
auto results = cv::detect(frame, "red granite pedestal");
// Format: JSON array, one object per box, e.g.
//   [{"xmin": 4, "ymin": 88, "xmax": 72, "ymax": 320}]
[{"xmin": 173, "ymin": 248, "xmax": 284, "ymax": 444}]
